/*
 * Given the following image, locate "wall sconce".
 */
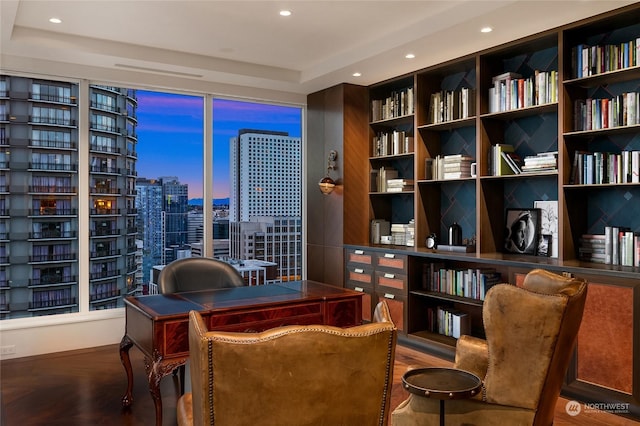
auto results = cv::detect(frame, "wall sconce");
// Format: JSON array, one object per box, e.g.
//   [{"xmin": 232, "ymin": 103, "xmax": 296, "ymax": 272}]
[{"xmin": 318, "ymin": 150, "xmax": 338, "ymax": 195}]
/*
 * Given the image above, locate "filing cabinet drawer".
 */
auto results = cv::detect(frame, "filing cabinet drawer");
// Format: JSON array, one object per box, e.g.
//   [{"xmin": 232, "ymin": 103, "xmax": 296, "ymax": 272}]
[
  {"xmin": 375, "ymin": 252, "xmax": 408, "ymax": 271},
  {"xmin": 346, "ymin": 265, "xmax": 373, "ymax": 285},
  {"xmin": 346, "ymin": 248, "xmax": 374, "ymax": 266},
  {"xmin": 375, "ymin": 270, "xmax": 407, "ymax": 292},
  {"xmin": 376, "ymin": 291, "xmax": 405, "ymax": 332},
  {"xmin": 346, "ymin": 283, "xmax": 374, "ymax": 323}
]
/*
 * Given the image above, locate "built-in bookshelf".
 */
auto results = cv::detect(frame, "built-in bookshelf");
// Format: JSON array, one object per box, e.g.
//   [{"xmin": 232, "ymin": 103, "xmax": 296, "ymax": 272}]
[
  {"xmin": 368, "ymin": 75, "xmax": 416, "ymax": 247},
  {"xmin": 339, "ymin": 3, "xmax": 640, "ymax": 419}
]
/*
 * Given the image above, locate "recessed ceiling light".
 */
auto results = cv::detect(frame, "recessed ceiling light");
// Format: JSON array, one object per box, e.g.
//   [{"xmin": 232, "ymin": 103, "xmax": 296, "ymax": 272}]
[
  {"xmin": 49, "ymin": 17, "xmax": 62, "ymax": 24},
  {"xmin": 405, "ymin": 53, "xmax": 415, "ymax": 59},
  {"xmin": 279, "ymin": 10, "xmax": 291, "ymax": 17},
  {"xmin": 352, "ymin": 72, "xmax": 362, "ymax": 77},
  {"xmin": 481, "ymin": 26, "xmax": 493, "ymax": 33}
]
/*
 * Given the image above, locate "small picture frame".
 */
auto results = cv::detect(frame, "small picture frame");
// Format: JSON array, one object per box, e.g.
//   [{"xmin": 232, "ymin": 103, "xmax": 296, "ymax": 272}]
[
  {"xmin": 504, "ymin": 208, "xmax": 541, "ymax": 255},
  {"xmin": 537, "ymin": 234, "xmax": 552, "ymax": 257}
]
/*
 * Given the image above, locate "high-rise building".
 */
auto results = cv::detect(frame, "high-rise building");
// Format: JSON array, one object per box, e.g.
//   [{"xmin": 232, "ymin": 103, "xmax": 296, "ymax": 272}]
[
  {"xmin": 135, "ymin": 178, "xmax": 163, "ymax": 284},
  {"xmin": 229, "ymin": 216, "xmax": 301, "ymax": 281},
  {"xmin": 229, "ymin": 129, "xmax": 301, "ymax": 222},
  {"xmin": 160, "ymin": 176, "xmax": 189, "ymax": 264},
  {"xmin": 228, "ymin": 129, "xmax": 302, "ymax": 280},
  {"xmin": 0, "ymin": 77, "xmax": 139, "ymax": 319},
  {"xmin": 88, "ymin": 85, "xmax": 140, "ymax": 309}
]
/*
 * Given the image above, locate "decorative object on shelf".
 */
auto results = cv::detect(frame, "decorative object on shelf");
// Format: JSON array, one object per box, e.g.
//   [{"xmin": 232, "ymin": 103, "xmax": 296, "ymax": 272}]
[
  {"xmin": 448, "ymin": 222, "xmax": 462, "ymax": 246},
  {"xmin": 426, "ymin": 233, "xmax": 438, "ymax": 249},
  {"xmin": 318, "ymin": 150, "xmax": 338, "ymax": 195},
  {"xmin": 504, "ymin": 208, "xmax": 541, "ymax": 255}
]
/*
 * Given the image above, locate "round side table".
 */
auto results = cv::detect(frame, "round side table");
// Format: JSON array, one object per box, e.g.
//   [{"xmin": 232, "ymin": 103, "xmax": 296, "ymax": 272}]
[{"xmin": 402, "ymin": 367, "xmax": 482, "ymax": 426}]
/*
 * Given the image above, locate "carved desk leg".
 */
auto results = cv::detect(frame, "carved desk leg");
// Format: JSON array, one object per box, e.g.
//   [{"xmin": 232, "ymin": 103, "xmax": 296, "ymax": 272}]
[
  {"xmin": 119, "ymin": 334, "xmax": 134, "ymax": 407},
  {"xmin": 145, "ymin": 349, "xmax": 187, "ymax": 426}
]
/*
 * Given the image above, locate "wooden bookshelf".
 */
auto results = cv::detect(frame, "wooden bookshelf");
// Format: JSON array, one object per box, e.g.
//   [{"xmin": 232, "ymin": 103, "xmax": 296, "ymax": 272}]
[{"xmin": 327, "ymin": 3, "xmax": 640, "ymax": 420}]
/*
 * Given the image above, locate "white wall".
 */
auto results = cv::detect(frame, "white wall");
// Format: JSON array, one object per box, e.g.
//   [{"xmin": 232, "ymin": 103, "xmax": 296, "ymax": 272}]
[{"xmin": 0, "ymin": 310, "xmax": 125, "ymax": 360}]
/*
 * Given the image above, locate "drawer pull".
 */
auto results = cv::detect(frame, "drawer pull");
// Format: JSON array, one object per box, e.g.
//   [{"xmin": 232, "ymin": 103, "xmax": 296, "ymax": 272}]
[
  {"xmin": 355, "ymin": 286, "xmax": 364, "ymax": 292},
  {"xmin": 354, "ymin": 268, "xmax": 364, "ymax": 274},
  {"xmin": 384, "ymin": 253, "xmax": 395, "ymax": 259},
  {"xmin": 355, "ymin": 249, "xmax": 364, "ymax": 255},
  {"xmin": 384, "ymin": 293, "xmax": 395, "ymax": 299},
  {"xmin": 384, "ymin": 273, "xmax": 395, "ymax": 279}
]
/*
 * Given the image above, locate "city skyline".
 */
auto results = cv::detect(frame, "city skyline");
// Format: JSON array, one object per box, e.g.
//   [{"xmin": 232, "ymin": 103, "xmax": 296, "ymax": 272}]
[{"xmin": 135, "ymin": 91, "xmax": 302, "ymax": 200}]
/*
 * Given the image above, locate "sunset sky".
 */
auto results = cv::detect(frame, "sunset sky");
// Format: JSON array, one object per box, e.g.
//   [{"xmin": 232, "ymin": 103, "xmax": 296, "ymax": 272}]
[{"xmin": 135, "ymin": 91, "xmax": 302, "ymax": 199}]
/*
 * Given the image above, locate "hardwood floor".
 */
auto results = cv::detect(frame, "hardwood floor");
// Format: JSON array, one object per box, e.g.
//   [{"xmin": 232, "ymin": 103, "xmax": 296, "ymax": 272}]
[{"xmin": 1, "ymin": 343, "xmax": 637, "ymax": 426}]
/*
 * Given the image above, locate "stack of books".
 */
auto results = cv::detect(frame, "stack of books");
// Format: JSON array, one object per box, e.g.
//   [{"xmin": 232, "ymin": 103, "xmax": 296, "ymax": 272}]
[
  {"xmin": 427, "ymin": 154, "xmax": 474, "ymax": 180},
  {"xmin": 578, "ymin": 234, "xmax": 607, "ymax": 263},
  {"xmin": 390, "ymin": 220, "xmax": 415, "ymax": 246},
  {"xmin": 521, "ymin": 151, "xmax": 558, "ymax": 173},
  {"xmin": 602, "ymin": 226, "xmax": 640, "ymax": 266},
  {"xmin": 386, "ymin": 178, "xmax": 414, "ymax": 193}
]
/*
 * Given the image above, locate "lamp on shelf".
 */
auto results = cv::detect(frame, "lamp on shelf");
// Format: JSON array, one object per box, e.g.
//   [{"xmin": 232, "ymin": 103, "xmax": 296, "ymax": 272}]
[{"xmin": 318, "ymin": 150, "xmax": 338, "ymax": 195}]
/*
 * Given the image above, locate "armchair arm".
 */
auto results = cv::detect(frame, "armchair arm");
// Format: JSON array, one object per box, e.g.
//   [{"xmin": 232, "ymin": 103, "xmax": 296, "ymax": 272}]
[{"xmin": 454, "ymin": 335, "xmax": 489, "ymax": 381}]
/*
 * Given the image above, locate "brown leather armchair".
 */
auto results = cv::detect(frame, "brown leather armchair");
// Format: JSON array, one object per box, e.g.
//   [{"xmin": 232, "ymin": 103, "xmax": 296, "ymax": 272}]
[
  {"xmin": 177, "ymin": 301, "xmax": 398, "ymax": 426},
  {"xmin": 392, "ymin": 268, "xmax": 588, "ymax": 426},
  {"xmin": 157, "ymin": 257, "xmax": 245, "ymax": 294}
]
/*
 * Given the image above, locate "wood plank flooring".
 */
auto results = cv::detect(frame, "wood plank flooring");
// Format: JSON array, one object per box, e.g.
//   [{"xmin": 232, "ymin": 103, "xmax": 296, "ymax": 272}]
[{"xmin": 1, "ymin": 343, "xmax": 637, "ymax": 425}]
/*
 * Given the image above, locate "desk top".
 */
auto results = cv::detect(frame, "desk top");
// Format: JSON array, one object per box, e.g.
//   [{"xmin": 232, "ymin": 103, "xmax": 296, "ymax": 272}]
[{"xmin": 125, "ymin": 280, "xmax": 361, "ymax": 319}]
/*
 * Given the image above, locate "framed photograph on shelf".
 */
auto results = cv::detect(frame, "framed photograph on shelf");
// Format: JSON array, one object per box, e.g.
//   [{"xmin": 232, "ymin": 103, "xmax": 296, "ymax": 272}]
[
  {"xmin": 504, "ymin": 208, "xmax": 541, "ymax": 255},
  {"xmin": 537, "ymin": 234, "xmax": 552, "ymax": 257},
  {"xmin": 534, "ymin": 200, "xmax": 558, "ymax": 258}
]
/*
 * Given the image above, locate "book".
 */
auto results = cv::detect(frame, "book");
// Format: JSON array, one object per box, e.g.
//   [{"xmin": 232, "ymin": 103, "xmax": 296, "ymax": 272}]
[
  {"xmin": 501, "ymin": 151, "xmax": 523, "ymax": 174},
  {"xmin": 493, "ymin": 144, "xmax": 515, "ymax": 176}
]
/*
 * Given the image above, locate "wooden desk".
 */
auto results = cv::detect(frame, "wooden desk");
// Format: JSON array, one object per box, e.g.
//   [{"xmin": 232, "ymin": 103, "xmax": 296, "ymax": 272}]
[{"xmin": 119, "ymin": 280, "xmax": 363, "ymax": 426}]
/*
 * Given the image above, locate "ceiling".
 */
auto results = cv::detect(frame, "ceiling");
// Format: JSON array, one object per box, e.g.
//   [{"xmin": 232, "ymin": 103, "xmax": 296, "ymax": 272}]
[{"xmin": 1, "ymin": 0, "xmax": 637, "ymax": 97}]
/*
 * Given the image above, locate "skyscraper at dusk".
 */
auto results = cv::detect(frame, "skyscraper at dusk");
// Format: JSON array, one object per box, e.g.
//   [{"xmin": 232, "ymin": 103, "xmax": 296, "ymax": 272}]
[
  {"xmin": 229, "ymin": 129, "xmax": 301, "ymax": 221},
  {"xmin": 228, "ymin": 129, "xmax": 302, "ymax": 280}
]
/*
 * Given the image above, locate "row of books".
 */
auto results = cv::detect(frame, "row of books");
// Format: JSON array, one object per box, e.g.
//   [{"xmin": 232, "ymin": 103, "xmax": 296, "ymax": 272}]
[
  {"xmin": 488, "ymin": 70, "xmax": 558, "ymax": 114},
  {"xmin": 426, "ymin": 306, "xmax": 471, "ymax": 339},
  {"xmin": 371, "ymin": 86, "xmax": 414, "ymax": 121},
  {"xmin": 31, "ymin": 288, "xmax": 74, "ymax": 309},
  {"xmin": 370, "ymin": 166, "xmax": 398, "ymax": 192},
  {"xmin": 427, "ymin": 87, "xmax": 476, "ymax": 124},
  {"xmin": 423, "ymin": 263, "xmax": 502, "ymax": 301},
  {"xmin": 570, "ymin": 150, "xmax": 640, "ymax": 185},
  {"xmin": 573, "ymin": 92, "xmax": 640, "ymax": 132},
  {"xmin": 371, "ymin": 131, "xmax": 414, "ymax": 157},
  {"xmin": 579, "ymin": 228, "xmax": 640, "ymax": 267},
  {"xmin": 425, "ymin": 154, "xmax": 474, "ymax": 181},
  {"xmin": 572, "ymin": 38, "xmax": 640, "ymax": 79}
]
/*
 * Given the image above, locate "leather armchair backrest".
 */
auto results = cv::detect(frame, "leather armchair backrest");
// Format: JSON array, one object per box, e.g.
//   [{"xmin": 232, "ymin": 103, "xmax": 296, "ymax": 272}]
[
  {"xmin": 188, "ymin": 305, "xmax": 397, "ymax": 426},
  {"xmin": 158, "ymin": 257, "xmax": 245, "ymax": 293},
  {"xmin": 482, "ymin": 269, "xmax": 587, "ymax": 425}
]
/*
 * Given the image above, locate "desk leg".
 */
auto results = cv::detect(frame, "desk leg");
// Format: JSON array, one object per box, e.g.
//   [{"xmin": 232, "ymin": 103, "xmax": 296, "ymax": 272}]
[
  {"xmin": 439, "ymin": 400, "xmax": 445, "ymax": 426},
  {"xmin": 145, "ymin": 350, "xmax": 187, "ymax": 426},
  {"xmin": 119, "ymin": 335, "xmax": 134, "ymax": 407}
]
